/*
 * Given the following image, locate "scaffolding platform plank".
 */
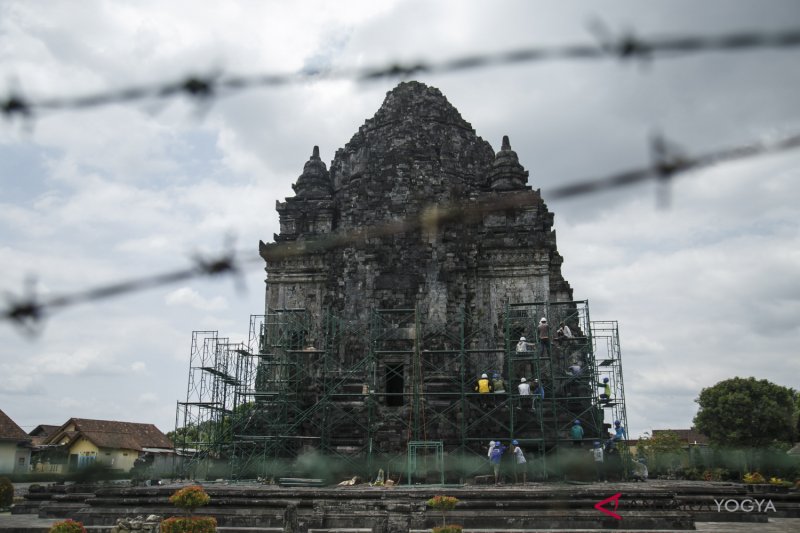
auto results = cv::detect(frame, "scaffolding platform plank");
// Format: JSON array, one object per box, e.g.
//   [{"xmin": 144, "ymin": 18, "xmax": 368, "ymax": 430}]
[{"xmin": 200, "ymin": 366, "xmax": 240, "ymax": 385}]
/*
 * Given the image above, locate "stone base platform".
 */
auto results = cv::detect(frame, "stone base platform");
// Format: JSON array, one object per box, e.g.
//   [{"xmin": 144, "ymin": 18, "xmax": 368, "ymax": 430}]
[{"xmin": 7, "ymin": 481, "xmax": 800, "ymax": 532}]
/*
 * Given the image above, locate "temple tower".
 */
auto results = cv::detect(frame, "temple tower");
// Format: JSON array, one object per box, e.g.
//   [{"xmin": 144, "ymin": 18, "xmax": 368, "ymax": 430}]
[
  {"xmin": 243, "ymin": 81, "xmax": 612, "ymax": 471},
  {"xmin": 261, "ymin": 81, "xmax": 572, "ymax": 349}
]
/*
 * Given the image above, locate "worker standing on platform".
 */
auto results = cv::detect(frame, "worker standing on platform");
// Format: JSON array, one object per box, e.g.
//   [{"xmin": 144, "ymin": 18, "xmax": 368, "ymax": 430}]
[
  {"xmin": 489, "ymin": 440, "xmax": 506, "ymax": 485},
  {"xmin": 517, "ymin": 377, "xmax": 531, "ymax": 409},
  {"xmin": 554, "ymin": 321, "xmax": 574, "ymax": 373},
  {"xmin": 487, "ymin": 440, "xmax": 497, "ymax": 462},
  {"xmin": 531, "ymin": 378, "xmax": 544, "ymax": 412},
  {"xmin": 591, "ymin": 441, "xmax": 606, "ymax": 481},
  {"xmin": 570, "ymin": 420, "xmax": 584, "ymax": 447},
  {"xmin": 511, "ymin": 439, "xmax": 527, "ymax": 484},
  {"xmin": 537, "ymin": 318, "xmax": 550, "ymax": 358}
]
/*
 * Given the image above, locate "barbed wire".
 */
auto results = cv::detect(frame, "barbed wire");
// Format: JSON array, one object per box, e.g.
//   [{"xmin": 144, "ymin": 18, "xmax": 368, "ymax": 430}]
[
  {"xmin": 2, "ymin": 27, "xmax": 799, "ymax": 119},
  {"xmin": 3, "ymin": 129, "xmax": 799, "ymax": 334},
  {"xmin": 3, "ymin": 251, "xmax": 241, "ymax": 335}
]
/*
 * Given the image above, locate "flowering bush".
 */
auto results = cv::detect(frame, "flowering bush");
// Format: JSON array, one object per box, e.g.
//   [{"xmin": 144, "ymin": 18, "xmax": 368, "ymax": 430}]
[
  {"xmin": 743, "ymin": 472, "xmax": 766, "ymax": 484},
  {"xmin": 426, "ymin": 495, "xmax": 460, "ymax": 529},
  {"xmin": 426, "ymin": 495, "xmax": 459, "ymax": 511},
  {"xmin": 160, "ymin": 517, "xmax": 217, "ymax": 533},
  {"xmin": 49, "ymin": 520, "xmax": 87, "ymax": 533},
  {"xmin": 169, "ymin": 486, "xmax": 211, "ymax": 514}
]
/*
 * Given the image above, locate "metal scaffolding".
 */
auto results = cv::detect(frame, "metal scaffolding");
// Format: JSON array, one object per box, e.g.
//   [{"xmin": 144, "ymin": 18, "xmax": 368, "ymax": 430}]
[
  {"xmin": 175, "ymin": 331, "xmax": 244, "ymax": 479},
  {"xmin": 591, "ymin": 320, "xmax": 631, "ymax": 473},
  {"xmin": 175, "ymin": 301, "xmax": 629, "ymax": 482},
  {"xmin": 503, "ymin": 300, "xmax": 605, "ymax": 478}
]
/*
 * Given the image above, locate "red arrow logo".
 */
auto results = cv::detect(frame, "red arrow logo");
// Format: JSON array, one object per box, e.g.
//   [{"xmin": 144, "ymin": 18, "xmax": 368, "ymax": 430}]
[{"xmin": 594, "ymin": 492, "xmax": 622, "ymax": 520}]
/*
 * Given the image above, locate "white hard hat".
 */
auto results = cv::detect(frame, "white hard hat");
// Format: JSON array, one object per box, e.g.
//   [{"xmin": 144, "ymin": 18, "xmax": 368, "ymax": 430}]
[
  {"xmin": 519, "ymin": 336, "xmax": 526, "ymax": 341},
  {"xmin": 520, "ymin": 377, "xmax": 527, "ymax": 383},
  {"xmin": 481, "ymin": 373, "xmax": 488, "ymax": 379},
  {"xmin": 540, "ymin": 317, "xmax": 547, "ymax": 322}
]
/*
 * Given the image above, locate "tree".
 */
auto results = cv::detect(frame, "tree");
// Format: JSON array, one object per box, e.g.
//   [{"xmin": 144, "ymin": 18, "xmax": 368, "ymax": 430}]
[
  {"xmin": 638, "ymin": 431, "xmax": 684, "ymax": 456},
  {"xmin": 693, "ymin": 377, "xmax": 796, "ymax": 448},
  {"xmin": 637, "ymin": 431, "xmax": 685, "ymax": 474},
  {"xmin": 167, "ymin": 403, "xmax": 257, "ymax": 447}
]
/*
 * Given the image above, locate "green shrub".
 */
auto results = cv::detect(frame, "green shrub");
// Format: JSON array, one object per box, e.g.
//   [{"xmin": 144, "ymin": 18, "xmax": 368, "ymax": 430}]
[
  {"xmin": 0, "ymin": 476, "xmax": 13, "ymax": 508},
  {"xmin": 48, "ymin": 520, "xmax": 86, "ymax": 533},
  {"xmin": 169, "ymin": 486, "xmax": 211, "ymax": 514},
  {"xmin": 681, "ymin": 467, "xmax": 703, "ymax": 481},
  {"xmin": 160, "ymin": 517, "xmax": 216, "ymax": 533}
]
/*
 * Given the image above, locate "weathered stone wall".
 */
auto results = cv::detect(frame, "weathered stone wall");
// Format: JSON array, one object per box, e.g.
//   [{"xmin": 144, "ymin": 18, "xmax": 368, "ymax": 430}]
[
  {"xmin": 260, "ymin": 81, "xmax": 572, "ymax": 352},
  {"xmin": 257, "ymin": 81, "xmax": 577, "ymax": 451}
]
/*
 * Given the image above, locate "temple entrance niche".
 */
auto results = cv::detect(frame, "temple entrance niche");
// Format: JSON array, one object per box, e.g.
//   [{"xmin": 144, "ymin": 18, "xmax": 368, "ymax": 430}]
[{"xmin": 385, "ymin": 362, "xmax": 404, "ymax": 407}]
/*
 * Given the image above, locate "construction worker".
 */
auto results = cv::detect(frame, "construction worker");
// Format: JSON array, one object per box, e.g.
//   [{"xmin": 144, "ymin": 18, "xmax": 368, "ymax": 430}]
[
  {"xmin": 598, "ymin": 377, "xmax": 611, "ymax": 404},
  {"xmin": 591, "ymin": 441, "xmax": 605, "ymax": 481},
  {"xmin": 531, "ymin": 378, "xmax": 544, "ymax": 412},
  {"xmin": 632, "ymin": 457, "xmax": 649, "ymax": 482},
  {"xmin": 517, "ymin": 377, "xmax": 531, "ymax": 409},
  {"xmin": 537, "ymin": 317, "xmax": 550, "ymax": 358},
  {"xmin": 606, "ymin": 420, "xmax": 626, "ymax": 451},
  {"xmin": 516, "ymin": 336, "xmax": 530, "ymax": 352},
  {"xmin": 475, "ymin": 373, "xmax": 492, "ymax": 408},
  {"xmin": 570, "ymin": 419, "xmax": 584, "ymax": 447},
  {"xmin": 489, "ymin": 440, "xmax": 506, "ymax": 485},
  {"xmin": 492, "ymin": 373, "xmax": 506, "ymax": 407},
  {"xmin": 566, "ymin": 360, "xmax": 582, "ymax": 377},
  {"xmin": 511, "ymin": 439, "xmax": 527, "ymax": 484}
]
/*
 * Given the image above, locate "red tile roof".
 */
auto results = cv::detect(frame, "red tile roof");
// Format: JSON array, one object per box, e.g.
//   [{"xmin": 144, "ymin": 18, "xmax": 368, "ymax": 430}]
[
  {"xmin": 28, "ymin": 424, "xmax": 60, "ymax": 446},
  {"xmin": 44, "ymin": 418, "xmax": 172, "ymax": 451},
  {"xmin": 0, "ymin": 409, "xmax": 31, "ymax": 442},
  {"xmin": 652, "ymin": 428, "xmax": 709, "ymax": 445}
]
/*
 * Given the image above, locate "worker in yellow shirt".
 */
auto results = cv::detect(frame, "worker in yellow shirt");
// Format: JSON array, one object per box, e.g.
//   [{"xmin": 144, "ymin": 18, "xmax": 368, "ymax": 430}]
[{"xmin": 475, "ymin": 373, "xmax": 493, "ymax": 408}]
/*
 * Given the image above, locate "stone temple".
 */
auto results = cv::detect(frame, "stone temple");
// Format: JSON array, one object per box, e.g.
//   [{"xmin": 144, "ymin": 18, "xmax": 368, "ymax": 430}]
[{"xmin": 177, "ymin": 81, "xmax": 627, "ymax": 481}]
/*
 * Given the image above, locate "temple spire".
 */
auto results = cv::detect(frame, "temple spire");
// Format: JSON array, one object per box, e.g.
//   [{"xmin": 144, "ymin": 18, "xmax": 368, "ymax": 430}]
[
  {"xmin": 489, "ymin": 135, "xmax": 529, "ymax": 191},
  {"xmin": 291, "ymin": 145, "xmax": 332, "ymax": 198}
]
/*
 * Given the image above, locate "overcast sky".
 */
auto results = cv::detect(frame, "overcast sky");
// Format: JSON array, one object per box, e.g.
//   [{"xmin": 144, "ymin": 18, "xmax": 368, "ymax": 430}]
[{"xmin": 1, "ymin": 0, "xmax": 798, "ymax": 442}]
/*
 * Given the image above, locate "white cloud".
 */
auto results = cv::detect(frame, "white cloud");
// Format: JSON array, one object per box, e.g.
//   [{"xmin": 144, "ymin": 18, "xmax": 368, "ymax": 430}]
[
  {"xmin": 166, "ymin": 287, "xmax": 228, "ymax": 311},
  {"xmin": 138, "ymin": 392, "xmax": 159, "ymax": 405}
]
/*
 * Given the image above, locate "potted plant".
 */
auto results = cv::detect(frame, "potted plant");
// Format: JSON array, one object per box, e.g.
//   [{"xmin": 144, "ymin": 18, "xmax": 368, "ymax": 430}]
[
  {"xmin": 161, "ymin": 486, "xmax": 216, "ymax": 533},
  {"xmin": 426, "ymin": 495, "xmax": 461, "ymax": 533}
]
